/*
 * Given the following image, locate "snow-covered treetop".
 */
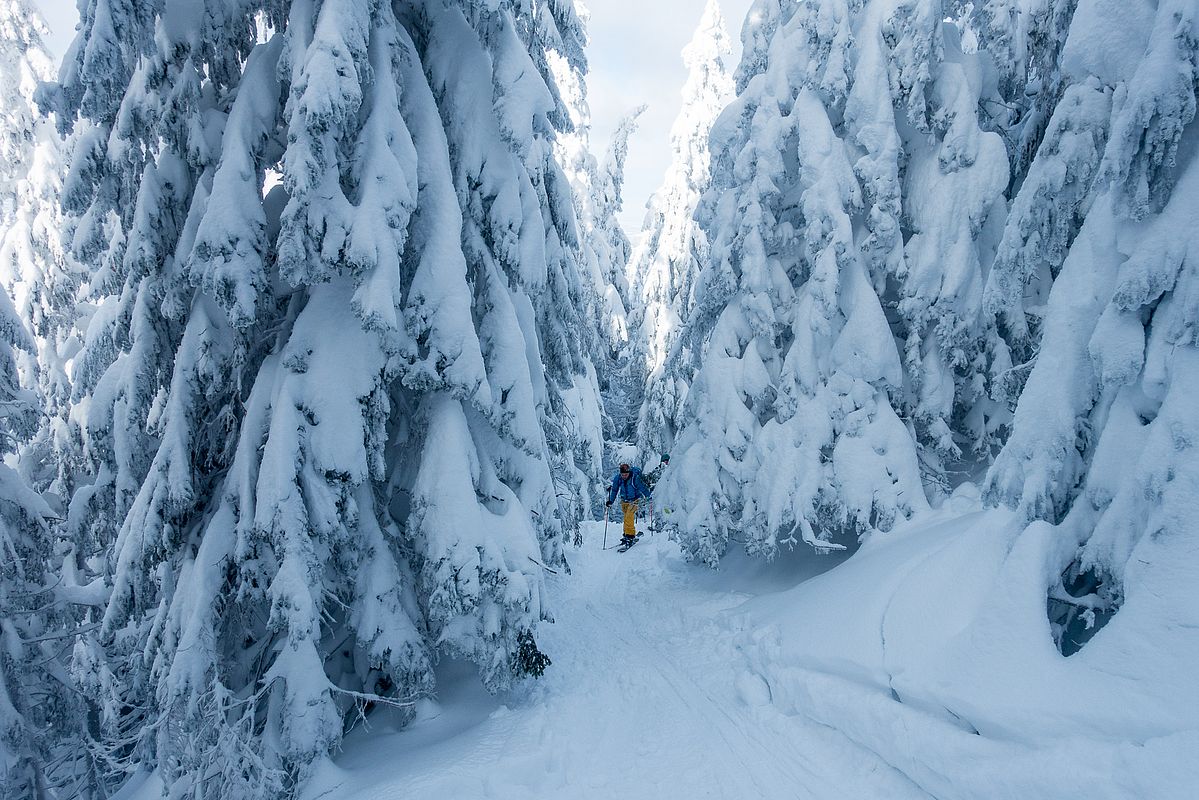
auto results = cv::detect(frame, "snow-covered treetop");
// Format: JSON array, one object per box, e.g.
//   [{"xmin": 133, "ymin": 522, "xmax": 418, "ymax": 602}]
[
  {"xmin": 598, "ymin": 103, "xmax": 647, "ymax": 224},
  {"xmin": 630, "ymin": 0, "xmax": 734, "ymax": 455},
  {"xmin": 681, "ymin": 0, "xmax": 733, "ymax": 125},
  {"xmin": 632, "ymin": 0, "xmax": 732, "ymax": 311},
  {"xmin": 679, "ymin": 0, "xmax": 734, "ymax": 166},
  {"xmin": 592, "ymin": 102, "xmax": 646, "ymax": 344},
  {"xmin": 0, "ymin": 0, "xmax": 53, "ymax": 221}
]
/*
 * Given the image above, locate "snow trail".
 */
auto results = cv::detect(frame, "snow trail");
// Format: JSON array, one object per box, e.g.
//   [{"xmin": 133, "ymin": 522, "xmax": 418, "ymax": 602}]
[{"xmin": 302, "ymin": 524, "xmax": 929, "ymax": 799}]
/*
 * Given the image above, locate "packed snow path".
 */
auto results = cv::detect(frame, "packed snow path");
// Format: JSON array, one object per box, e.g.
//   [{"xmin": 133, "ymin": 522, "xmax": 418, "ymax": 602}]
[{"xmin": 303, "ymin": 524, "xmax": 930, "ymax": 800}]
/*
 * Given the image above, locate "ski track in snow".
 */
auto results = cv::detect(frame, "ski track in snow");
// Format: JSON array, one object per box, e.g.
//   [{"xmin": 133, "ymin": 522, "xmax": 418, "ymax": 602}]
[{"xmin": 302, "ymin": 524, "xmax": 931, "ymax": 800}]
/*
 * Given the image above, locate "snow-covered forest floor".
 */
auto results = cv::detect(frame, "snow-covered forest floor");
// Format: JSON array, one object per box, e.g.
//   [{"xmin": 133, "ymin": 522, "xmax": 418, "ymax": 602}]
[
  {"xmin": 297, "ymin": 522, "xmax": 924, "ymax": 800},
  {"xmin": 163, "ymin": 491, "xmax": 1192, "ymax": 800}
]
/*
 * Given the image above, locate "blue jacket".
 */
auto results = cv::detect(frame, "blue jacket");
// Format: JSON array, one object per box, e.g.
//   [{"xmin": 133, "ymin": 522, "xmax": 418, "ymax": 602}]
[{"xmin": 608, "ymin": 467, "xmax": 651, "ymax": 504}]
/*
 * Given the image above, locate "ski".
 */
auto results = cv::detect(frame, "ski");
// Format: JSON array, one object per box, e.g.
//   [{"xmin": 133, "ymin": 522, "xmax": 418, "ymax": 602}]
[{"xmin": 616, "ymin": 533, "xmax": 643, "ymax": 553}]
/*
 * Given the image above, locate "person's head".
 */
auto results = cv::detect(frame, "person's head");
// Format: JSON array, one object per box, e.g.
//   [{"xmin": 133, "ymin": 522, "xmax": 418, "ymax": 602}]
[
  {"xmin": 619, "ymin": 463, "xmax": 631, "ymax": 477},
  {"xmin": 661, "ymin": 454, "xmax": 670, "ymax": 464}
]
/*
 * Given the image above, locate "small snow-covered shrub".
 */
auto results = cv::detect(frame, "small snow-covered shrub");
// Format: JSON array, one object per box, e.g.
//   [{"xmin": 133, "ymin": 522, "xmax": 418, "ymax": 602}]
[
  {"xmin": 513, "ymin": 629, "xmax": 552, "ymax": 679},
  {"xmin": 1048, "ymin": 557, "xmax": 1122, "ymax": 656}
]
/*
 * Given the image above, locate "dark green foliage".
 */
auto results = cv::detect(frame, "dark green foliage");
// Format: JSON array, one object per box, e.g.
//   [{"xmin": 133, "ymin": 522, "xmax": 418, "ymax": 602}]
[{"xmin": 513, "ymin": 630, "xmax": 552, "ymax": 679}]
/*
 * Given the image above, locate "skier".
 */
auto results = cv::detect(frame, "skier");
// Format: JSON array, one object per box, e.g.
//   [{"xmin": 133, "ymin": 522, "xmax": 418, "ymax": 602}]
[{"xmin": 606, "ymin": 463, "xmax": 652, "ymax": 550}]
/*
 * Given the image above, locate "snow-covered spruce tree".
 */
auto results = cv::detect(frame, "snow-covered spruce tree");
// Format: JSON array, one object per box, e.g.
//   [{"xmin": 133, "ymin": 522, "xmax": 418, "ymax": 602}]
[
  {"xmin": 45, "ymin": 0, "xmax": 599, "ymax": 795},
  {"xmin": 591, "ymin": 104, "xmax": 647, "ymax": 446},
  {"xmin": 982, "ymin": 0, "xmax": 1199, "ymax": 653},
  {"xmin": 541, "ymin": 2, "xmax": 608, "ymax": 528},
  {"xmin": 659, "ymin": 0, "xmax": 1012, "ymax": 564},
  {"xmin": 970, "ymin": 0, "xmax": 1079, "ymax": 172},
  {"xmin": 539, "ymin": 10, "xmax": 642, "ymax": 466},
  {"xmin": 965, "ymin": 0, "xmax": 1098, "ymax": 411},
  {"xmin": 0, "ymin": 0, "xmax": 53, "ymax": 218},
  {"xmin": 0, "ymin": 5, "xmax": 97, "ymax": 797},
  {"xmin": 0, "ymin": 0, "xmax": 86, "ymax": 502},
  {"xmin": 0, "ymin": 282, "xmax": 55, "ymax": 799},
  {"xmin": 630, "ymin": 0, "xmax": 733, "ymax": 458},
  {"xmin": 593, "ymin": 103, "xmax": 646, "ymax": 351},
  {"xmin": 0, "ymin": 172, "xmax": 87, "ymax": 798},
  {"xmin": 547, "ymin": 17, "xmax": 618, "ymax": 349}
]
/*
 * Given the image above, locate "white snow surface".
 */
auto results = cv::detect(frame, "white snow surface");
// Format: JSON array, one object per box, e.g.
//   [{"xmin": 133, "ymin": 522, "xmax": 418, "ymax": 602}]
[{"xmin": 110, "ymin": 496, "xmax": 1197, "ymax": 799}]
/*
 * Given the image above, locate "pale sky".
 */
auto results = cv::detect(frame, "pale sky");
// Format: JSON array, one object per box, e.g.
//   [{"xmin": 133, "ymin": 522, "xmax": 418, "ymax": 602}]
[
  {"xmin": 587, "ymin": 0, "xmax": 753, "ymax": 235},
  {"xmin": 32, "ymin": 0, "xmax": 754, "ymax": 237},
  {"xmin": 33, "ymin": 0, "xmax": 75, "ymax": 56}
]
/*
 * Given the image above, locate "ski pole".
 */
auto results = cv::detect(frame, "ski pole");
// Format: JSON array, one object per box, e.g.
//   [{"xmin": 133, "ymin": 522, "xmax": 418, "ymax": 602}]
[{"xmin": 603, "ymin": 503, "xmax": 609, "ymax": 551}]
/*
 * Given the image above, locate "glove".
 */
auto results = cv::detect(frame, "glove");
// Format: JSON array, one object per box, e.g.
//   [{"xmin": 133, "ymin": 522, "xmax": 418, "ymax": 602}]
[{"xmin": 605, "ymin": 500, "xmax": 612, "ymax": 507}]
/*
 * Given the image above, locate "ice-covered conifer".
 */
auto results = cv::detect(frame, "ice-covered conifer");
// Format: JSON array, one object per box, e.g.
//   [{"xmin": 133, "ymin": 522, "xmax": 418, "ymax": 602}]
[
  {"xmin": 540, "ymin": 7, "xmax": 615, "ymax": 526},
  {"xmin": 544, "ymin": 11, "xmax": 633, "ymax": 363},
  {"xmin": 0, "ymin": 0, "xmax": 86, "ymax": 502},
  {"xmin": 46, "ymin": 1, "xmax": 601, "ymax": 795},
  {"xmin": 0, "ymin": 282, "xmax": 54, "ymax": 798},
  {"xmin": 978, "ymin": 0, "xmax": 1198, "ymax": 656},
  {"xmin": 659, "ymin": 0, "xmax": 1012, "ymax": 564},
  {"xmin": 631, "ymin": 0, "xmax": 733, "ymax": 458},
  {"xmin": 0, "ymin": 110, "xmax": 57, "ymax": 786},
  {"xmin": 0, "ymin": 6, "xmax": 95, "ymax": 795},
  {"xmin": 588, "ymin": 104, "xmax": 646, "ymax": 445},
  {"xmin": 592, "ymin": 103, "xmax": 646, "ymax": 349},
  {"xmin": 985, "ymin": 0, "xmax": 1198, "ymax": 516}
]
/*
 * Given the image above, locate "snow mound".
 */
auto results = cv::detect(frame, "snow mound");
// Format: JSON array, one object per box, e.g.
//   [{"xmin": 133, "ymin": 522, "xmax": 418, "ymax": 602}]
[{"xmin": 739, "ymin": 498, "xmax": 1199, "ymax": 799}]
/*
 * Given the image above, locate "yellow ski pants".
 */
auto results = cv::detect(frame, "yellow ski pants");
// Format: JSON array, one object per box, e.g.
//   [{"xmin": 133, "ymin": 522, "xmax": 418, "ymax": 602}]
[{"xmin": 621, "ymin": 500, "xmax": 639, "ymax": 537}]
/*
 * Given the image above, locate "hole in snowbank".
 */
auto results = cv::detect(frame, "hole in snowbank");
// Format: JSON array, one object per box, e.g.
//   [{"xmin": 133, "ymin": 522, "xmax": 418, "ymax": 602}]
[{"xmin": 1047, "ymin": 557, "xmax": 1122, "ymax": 656}]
